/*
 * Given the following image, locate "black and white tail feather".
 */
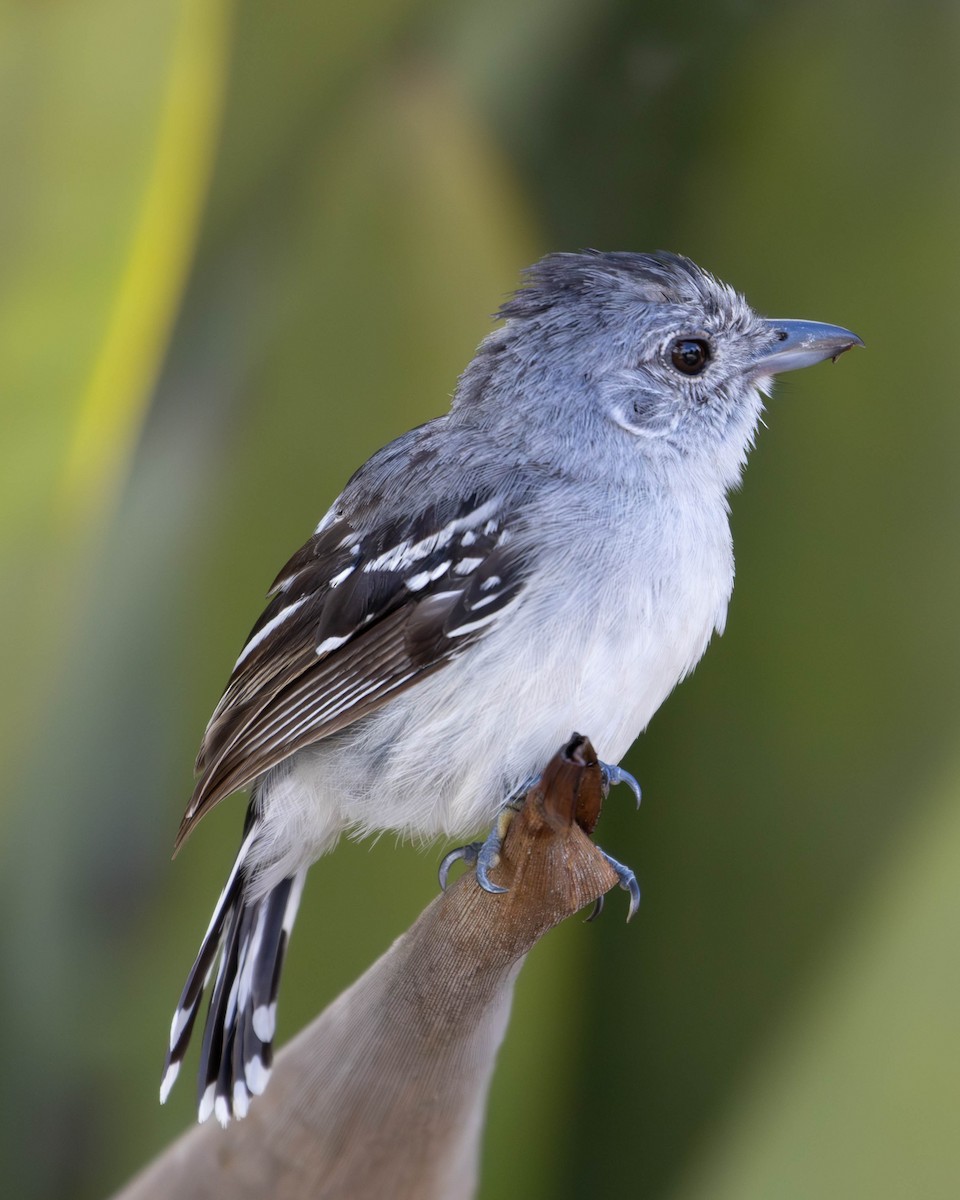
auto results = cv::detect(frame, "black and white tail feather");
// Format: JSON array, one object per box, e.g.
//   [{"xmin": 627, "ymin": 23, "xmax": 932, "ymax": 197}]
[{"xmin": 160, "ymin": 815, "xmax": 306, "ymax": 1126}]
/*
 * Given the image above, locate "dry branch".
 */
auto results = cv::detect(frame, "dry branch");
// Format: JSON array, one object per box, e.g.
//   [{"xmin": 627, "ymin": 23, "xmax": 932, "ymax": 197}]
[{"xmin": 115, "ymin": 734, "xmax": 620, "ymax": 1200}]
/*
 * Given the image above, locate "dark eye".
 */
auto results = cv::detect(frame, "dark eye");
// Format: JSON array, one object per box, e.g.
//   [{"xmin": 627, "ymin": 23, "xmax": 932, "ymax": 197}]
[{"xmin": 670, "ymin": 338, "xmax": 710, "ymax": 375}]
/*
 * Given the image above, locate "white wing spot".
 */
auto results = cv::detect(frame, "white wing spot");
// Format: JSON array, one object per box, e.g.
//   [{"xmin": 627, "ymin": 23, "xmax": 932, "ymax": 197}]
[
  {"xmin": 314, "ymin": 507, "xmax": 341, "ymax": 535},
  {"xmin": 235, "ymin": 597, "xmax": 308, "ymax": 667},
  {"xmin": 317, "ymin": 633, "xmax": 350, "ymax": 656},
  {"xmin": 446, "ymin": 611, "xmax": 500, "ymax": 638},
  {"xmin": 469, "ymin": 592, "xmax": 501, "ymax": 610},
  {"xmin": 480, "ymin": 575, "xmax": 501, "ymax": 591},
  {"xmin": 272, "ymin": 571, "xmax": 298, "ymax": 595},
  {"xmin": 454, "ymin": 557, "xmax": 484, "ymax": 575},
  {"xmin": 329, "ymin": 564, "xmax": 355, "ymax": 588}
]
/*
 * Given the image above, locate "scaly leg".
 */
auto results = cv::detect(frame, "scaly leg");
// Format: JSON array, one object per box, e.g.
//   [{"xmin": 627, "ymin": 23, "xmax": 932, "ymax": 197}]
[{"xmin": 438, "ymin": 775, "xmax": 538, "ymax": 893}]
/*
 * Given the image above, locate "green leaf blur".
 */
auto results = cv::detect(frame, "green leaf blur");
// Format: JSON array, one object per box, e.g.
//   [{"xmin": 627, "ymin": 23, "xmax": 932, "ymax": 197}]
[{"xmin": 1, "ymin": 1, "xmax": 957, "ymax": 1197}]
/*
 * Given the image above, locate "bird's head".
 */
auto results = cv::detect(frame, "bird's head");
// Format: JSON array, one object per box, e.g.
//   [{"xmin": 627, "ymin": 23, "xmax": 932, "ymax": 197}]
[{"xmin": 453, "ymin": 250, "xmax": 861, "ymax": 488}]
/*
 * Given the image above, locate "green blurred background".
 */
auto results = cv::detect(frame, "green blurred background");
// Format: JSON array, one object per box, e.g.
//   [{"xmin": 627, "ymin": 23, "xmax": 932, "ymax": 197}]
[{"xmin": 2, "ymin": 1, "xmax": 959, "ymax": 1197}]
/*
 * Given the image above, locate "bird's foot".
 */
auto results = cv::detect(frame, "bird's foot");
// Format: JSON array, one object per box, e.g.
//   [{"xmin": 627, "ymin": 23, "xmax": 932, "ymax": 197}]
[
  {"xmin": 599, "ymin": 761, "xmax": 642, "ymax": 807},
  {"xmin": 438, "ymin": 776, "xmax": 538, "ymax": 894},
  {"xmin": 587, "ymin": 849, "xmax": 641, "ymax": 922},
  {"xmin": 438, "ymin": 819, "xmax": 511, "ymax": 894},
  {"xmin": 439, "ymin": 768, "xmax": 641, "ymax": 908}
]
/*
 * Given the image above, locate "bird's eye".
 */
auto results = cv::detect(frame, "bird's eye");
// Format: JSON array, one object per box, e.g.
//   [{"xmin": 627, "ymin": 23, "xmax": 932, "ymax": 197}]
[{"xmin": 670, "ymin": 338, "xmax": 710, "ymax": 375}]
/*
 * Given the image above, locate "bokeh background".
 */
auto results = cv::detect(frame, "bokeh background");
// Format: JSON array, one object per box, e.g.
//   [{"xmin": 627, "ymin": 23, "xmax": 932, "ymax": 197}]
[{"xmin": 2, "ymin": 1, "xmax": 959, "ymax": 1197}]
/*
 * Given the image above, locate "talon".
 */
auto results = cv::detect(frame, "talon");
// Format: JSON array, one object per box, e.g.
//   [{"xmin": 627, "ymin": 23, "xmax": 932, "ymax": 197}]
[
  {"xmin": 600, "ymin": 761, "xmax": 642, "ymax": 808},
  {"xmin": 585, "ymin": 893, "xmax": 605, "ymax": 923},
  {"xmin": 598, "ymin": 849, "xmax": 641, "ymax": 921},
  {"xmin": 475, "ymin": 836, "xmax": 509, "ymax": 895},
  {"xmin": 438, "ymin": 842, "xmax": 480, "ymax": 891}
]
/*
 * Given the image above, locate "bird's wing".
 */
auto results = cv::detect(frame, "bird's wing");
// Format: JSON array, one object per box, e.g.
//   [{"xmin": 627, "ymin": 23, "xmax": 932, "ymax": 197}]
[{"xmin": 175, "ymin": 489, "xmax": 529, "ymax": 849}]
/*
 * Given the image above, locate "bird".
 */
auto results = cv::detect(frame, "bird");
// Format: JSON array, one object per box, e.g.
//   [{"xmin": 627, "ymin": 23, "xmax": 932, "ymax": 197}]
[{"xmin": 159, "ymin": 250, "xmax": 861, "ymax": 1126}]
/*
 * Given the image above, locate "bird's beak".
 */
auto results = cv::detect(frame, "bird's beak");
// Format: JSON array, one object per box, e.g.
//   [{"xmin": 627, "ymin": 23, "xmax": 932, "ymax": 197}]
[{"xmin": 752, "ymin": 319, "xmax": 864, "ymax": 377}]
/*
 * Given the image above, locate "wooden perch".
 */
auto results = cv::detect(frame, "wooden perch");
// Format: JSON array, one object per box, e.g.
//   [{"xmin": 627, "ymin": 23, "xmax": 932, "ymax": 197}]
[{"xmin": 115, "ymin": 735, "xmax": 620, "ymax": 1200}]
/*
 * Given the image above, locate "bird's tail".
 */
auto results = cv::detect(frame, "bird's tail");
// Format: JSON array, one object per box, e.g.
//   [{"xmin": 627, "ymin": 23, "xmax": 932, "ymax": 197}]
[{"xmin": 159, "ymin": 825, "xmax": 306, "ymax": 1125}]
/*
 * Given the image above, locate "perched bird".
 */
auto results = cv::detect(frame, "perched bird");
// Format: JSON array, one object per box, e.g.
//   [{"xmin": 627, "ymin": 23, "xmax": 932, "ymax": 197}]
[{"xmin": 160, "ymin": 251, "xmax": 860, "ymax": 1125}]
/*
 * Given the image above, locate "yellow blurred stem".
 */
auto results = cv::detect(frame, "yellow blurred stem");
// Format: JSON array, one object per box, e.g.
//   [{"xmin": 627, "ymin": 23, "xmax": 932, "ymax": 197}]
[{"xmin": 56, "ymin": 0, "xmax": 232, "ymax": 535}]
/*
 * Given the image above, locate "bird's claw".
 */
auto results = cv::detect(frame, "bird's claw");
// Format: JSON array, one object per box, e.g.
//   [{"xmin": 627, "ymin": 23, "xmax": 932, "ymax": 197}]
[
  {"xmin": 598, "ymin": 849, "xmax": 641, "ymax": 921},
  {"xmin": 438, "ymin": 841, "xmax": 481, "ymax": 891},
  {"xmin": 585, "ymin": 893, "xmax": 605, "ymax": 923},
  {"xmin": 599, "ymin": 761, "xmax": 642, "ymax": 808},
  {"xmin": 474, "ymin": 828, "xmax": 510, "ymax": 894}
]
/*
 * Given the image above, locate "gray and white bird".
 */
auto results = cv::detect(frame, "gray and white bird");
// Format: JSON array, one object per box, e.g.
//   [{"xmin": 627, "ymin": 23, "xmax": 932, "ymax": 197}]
[{"xmin": 160, "ymin": 251, "xmax": 860, "ymax": 1125}]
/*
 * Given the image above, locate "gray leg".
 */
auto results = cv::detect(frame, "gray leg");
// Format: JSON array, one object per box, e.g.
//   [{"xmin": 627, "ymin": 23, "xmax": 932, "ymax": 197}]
[{"xmin": 438, "ymin": 775, "xmax": 539, "ymax": 895}]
